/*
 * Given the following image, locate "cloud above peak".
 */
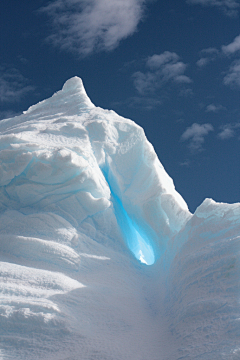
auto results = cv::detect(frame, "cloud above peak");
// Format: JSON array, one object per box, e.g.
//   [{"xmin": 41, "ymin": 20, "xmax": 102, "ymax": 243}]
[
  {"xmin": 146, "ymin": 52, "xmax": 180, "ymax": 69},
  {"xmin": 181, "ymin": 123, "xmax": 214, "ymax": 152},
  {"xmin": 0, "ymin": 66, "xmax": 34, "ymax": 103},
  {"xmin": 40, "ymin": 0, "xmax": 149, "ymax": 56},
  {"xmin": 133, "ymin": 51, "xmax": 192, "ymax": 95}
]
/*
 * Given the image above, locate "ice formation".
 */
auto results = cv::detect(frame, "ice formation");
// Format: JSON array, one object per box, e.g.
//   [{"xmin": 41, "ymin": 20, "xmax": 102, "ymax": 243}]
[{"xmin": 0, "ymin": 77, "xmax": 239, "ymax": 359}]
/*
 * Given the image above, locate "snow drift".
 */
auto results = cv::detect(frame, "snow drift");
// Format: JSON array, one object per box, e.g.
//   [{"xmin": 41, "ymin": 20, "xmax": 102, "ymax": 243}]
[{"xmin": 0, "ymin": 77, "xmax": 239, "ymax": 359}]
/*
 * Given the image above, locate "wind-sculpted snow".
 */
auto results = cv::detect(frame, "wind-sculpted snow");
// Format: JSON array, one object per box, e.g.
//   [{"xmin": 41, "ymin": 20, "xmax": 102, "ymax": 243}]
[
  {"xmin": 0, "ymin": 77, "xmax": 239, "ymax": 359},
  {"xmin": 0, "ymin": 77, "xmax": 190, "ymax": 261},
  {"xmin": 164, "ymin": 199, "xmax": 240, "ymax": 359}
]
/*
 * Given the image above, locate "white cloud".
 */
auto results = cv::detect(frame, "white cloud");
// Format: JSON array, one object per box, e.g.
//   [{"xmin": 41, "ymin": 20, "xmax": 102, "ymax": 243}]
[
  {"xmin": 197, "ymin": 57, "xmax": 211, "ymax": 67},
  {"xmin": 0, "ymin": 67, "xmax": 34, "ymax": 103},
  {"xmin": 206, "ymin": 103, "xmax": 226, "ymax": 112},
  {"xmin": 187, "ymin": 0, "xmax": 240, "ymax": 16},
  {"xmin": 146, "ymin": 52, "xmax": 179, "ymax": 69},
  {"xmin": 201, "ymin": 47, "xmax": 219, "ymax": 55},
  {"xmin": 196, "ymin": 47, "xmax": 219, "ymax": 67},
  {"xmin": 223, "ymin": 59, "xmax": 240, "ymax": 88},
  {"xmin": 174, "ymin": 74, "xmax": 192, "ymax": 83},
  {"xmin": 133, "ymin": 71, "xmax": 155, "ymax": 94},
  {"xmin": 133, "ymin": 51, "xmax": 192, "ymax": 94},
  {"xmin": 221, "ymin": 36, "xmax": 240, "ymax": 89},
  {"xmin": 40, "ymin": 0, "xmax": 149, "ymax": 56},
  {"xmin": 218, "ymin": 126, "xmax": 235, "ymax": 139},
  {"xmin": 222, "ymin": 34, "xmax": 240, "ymax": 55},
  {"xmin": 181, "ymin": 123, "xmax": 214, "ymax": 151},
  {"xmin": 218, "ymin": 123, "xmax": 240, "ymax": 139}
]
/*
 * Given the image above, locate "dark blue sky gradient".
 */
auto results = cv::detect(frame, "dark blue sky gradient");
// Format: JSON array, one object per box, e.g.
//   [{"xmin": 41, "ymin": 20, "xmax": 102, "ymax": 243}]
[{"xmin": 0, "ymin": 0, "xmax": 239, "ymax": 212}]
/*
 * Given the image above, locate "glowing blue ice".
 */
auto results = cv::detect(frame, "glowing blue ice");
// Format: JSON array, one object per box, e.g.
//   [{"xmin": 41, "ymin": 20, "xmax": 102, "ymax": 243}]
[
  {"xmin": 100, "ymin": 163, "xmax": 155, "ymax": 265},
  {"xmin": 112, "ymin": 193, "xmax": 155, "ymax": 265}
]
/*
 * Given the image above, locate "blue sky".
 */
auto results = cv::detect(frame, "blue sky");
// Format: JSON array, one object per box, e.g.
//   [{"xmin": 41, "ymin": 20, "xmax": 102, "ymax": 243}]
[{"xmin": 0, "ymin": 0, "xmax": 239, "ymax": 212}]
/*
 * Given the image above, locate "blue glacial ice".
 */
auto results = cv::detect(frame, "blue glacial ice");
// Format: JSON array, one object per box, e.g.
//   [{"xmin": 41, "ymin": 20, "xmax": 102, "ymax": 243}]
[{"xmin": 0, "ymin": 77, "xmax": 239, "ymax": 360}]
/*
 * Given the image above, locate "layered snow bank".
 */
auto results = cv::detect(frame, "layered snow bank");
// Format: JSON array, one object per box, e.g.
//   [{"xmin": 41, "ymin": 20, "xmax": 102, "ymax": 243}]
[
  {"xmin": 164, "ymin": 198, "xmax": 240, "ymax": 359},
  {"xmin": 0, "ymin": 77, "xmax": 239, "ymax": 359}
]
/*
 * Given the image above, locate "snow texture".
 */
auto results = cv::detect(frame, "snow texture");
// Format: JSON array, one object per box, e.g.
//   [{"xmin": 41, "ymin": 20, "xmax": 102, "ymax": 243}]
[{"xmin": 0, "ymin": 77, "xmax": 239, "ymax": 359}]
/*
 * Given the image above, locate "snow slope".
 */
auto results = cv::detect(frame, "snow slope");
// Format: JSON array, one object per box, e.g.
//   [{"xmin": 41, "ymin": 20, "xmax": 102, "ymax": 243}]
[
  {"xmin": 0, "ymin": 77, "xmax": 239, "ymax": 359},
  {"xmin": 164, "ymin": 199, "xmax": 240, "ymax": 359}
]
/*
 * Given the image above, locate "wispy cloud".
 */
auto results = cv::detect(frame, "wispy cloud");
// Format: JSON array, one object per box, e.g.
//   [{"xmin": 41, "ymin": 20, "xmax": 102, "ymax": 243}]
[
  {"xmin": 179, "ymin": 88, "xmax": 194, "ymax": 97},
  {"xmin": 221, "ymin": 35, "xmax": 240, "ymax": 89},
  {"xmin": 196, "ymin": 47, "xmax": 219, "ymax": 68},
  {"xmin": 197, "ymin": 36, "xmax": 240, "ymax": 75},
  {"xmin": 133, "ymin": 51, "xmax": 192, "ymax": 95},
  {"xmin": 40, "ymin": 0, "xmax": 149, "ymax": 56},
  {"xmin": 181, "ymin": 123, "xmax": 214, "ymax": 151},
  {"xmin": 196, "ymin": 57, "xmax": 210, "ymax": 67},
  {"xmin": 0, "ymin": 66, "xmax": 34, "ymax": 103},
  {"xmin": 218, "ymin": 122, "xmax": 240, "ymax": 139},
  {"xmin": 223, "ymin": 59, "xmax": 240, "ymax": 88},
  {"xmin": 222, "ymin": 34, "xmax": 240, "ymax": 55},
  {"xmin": 179, "ymin": 159, "xmax": 191, "ymax": 167},
  {"xmin": 206, "ymin": 103, "xmax": 226, "ymax": 112},
  {"xmin": 127, "ymin": 96, "xmax": 162, "ymax": 110},
  {"xmin": 218, "ymin": 125, "xmax": 235, "ymax": 139},
  {"xmin": 187, "ymin": 0, "xmax": 240, "ymax": 16}
]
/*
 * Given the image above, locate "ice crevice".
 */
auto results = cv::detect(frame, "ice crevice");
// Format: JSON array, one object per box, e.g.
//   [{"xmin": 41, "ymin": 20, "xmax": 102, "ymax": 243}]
[{"xmin": 100, "ymin": 161, "xmax": 155, "ymax": 265}]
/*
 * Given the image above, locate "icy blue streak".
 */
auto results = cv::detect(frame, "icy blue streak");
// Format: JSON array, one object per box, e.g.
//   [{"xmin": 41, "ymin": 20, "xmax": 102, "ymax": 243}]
[{"xmin": 112, "ymin": 193, "xmax": 155, "ymax": 265}]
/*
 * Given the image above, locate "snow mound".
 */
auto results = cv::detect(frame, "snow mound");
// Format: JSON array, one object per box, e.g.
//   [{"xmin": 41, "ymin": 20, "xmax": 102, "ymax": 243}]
[
  {"xmin": 0, "ymin": 76, "xmax": 190, "ymax": 263},
  {"xmin": 0, "ymin": 77, "xmax": 239, "ymax": 359}
]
